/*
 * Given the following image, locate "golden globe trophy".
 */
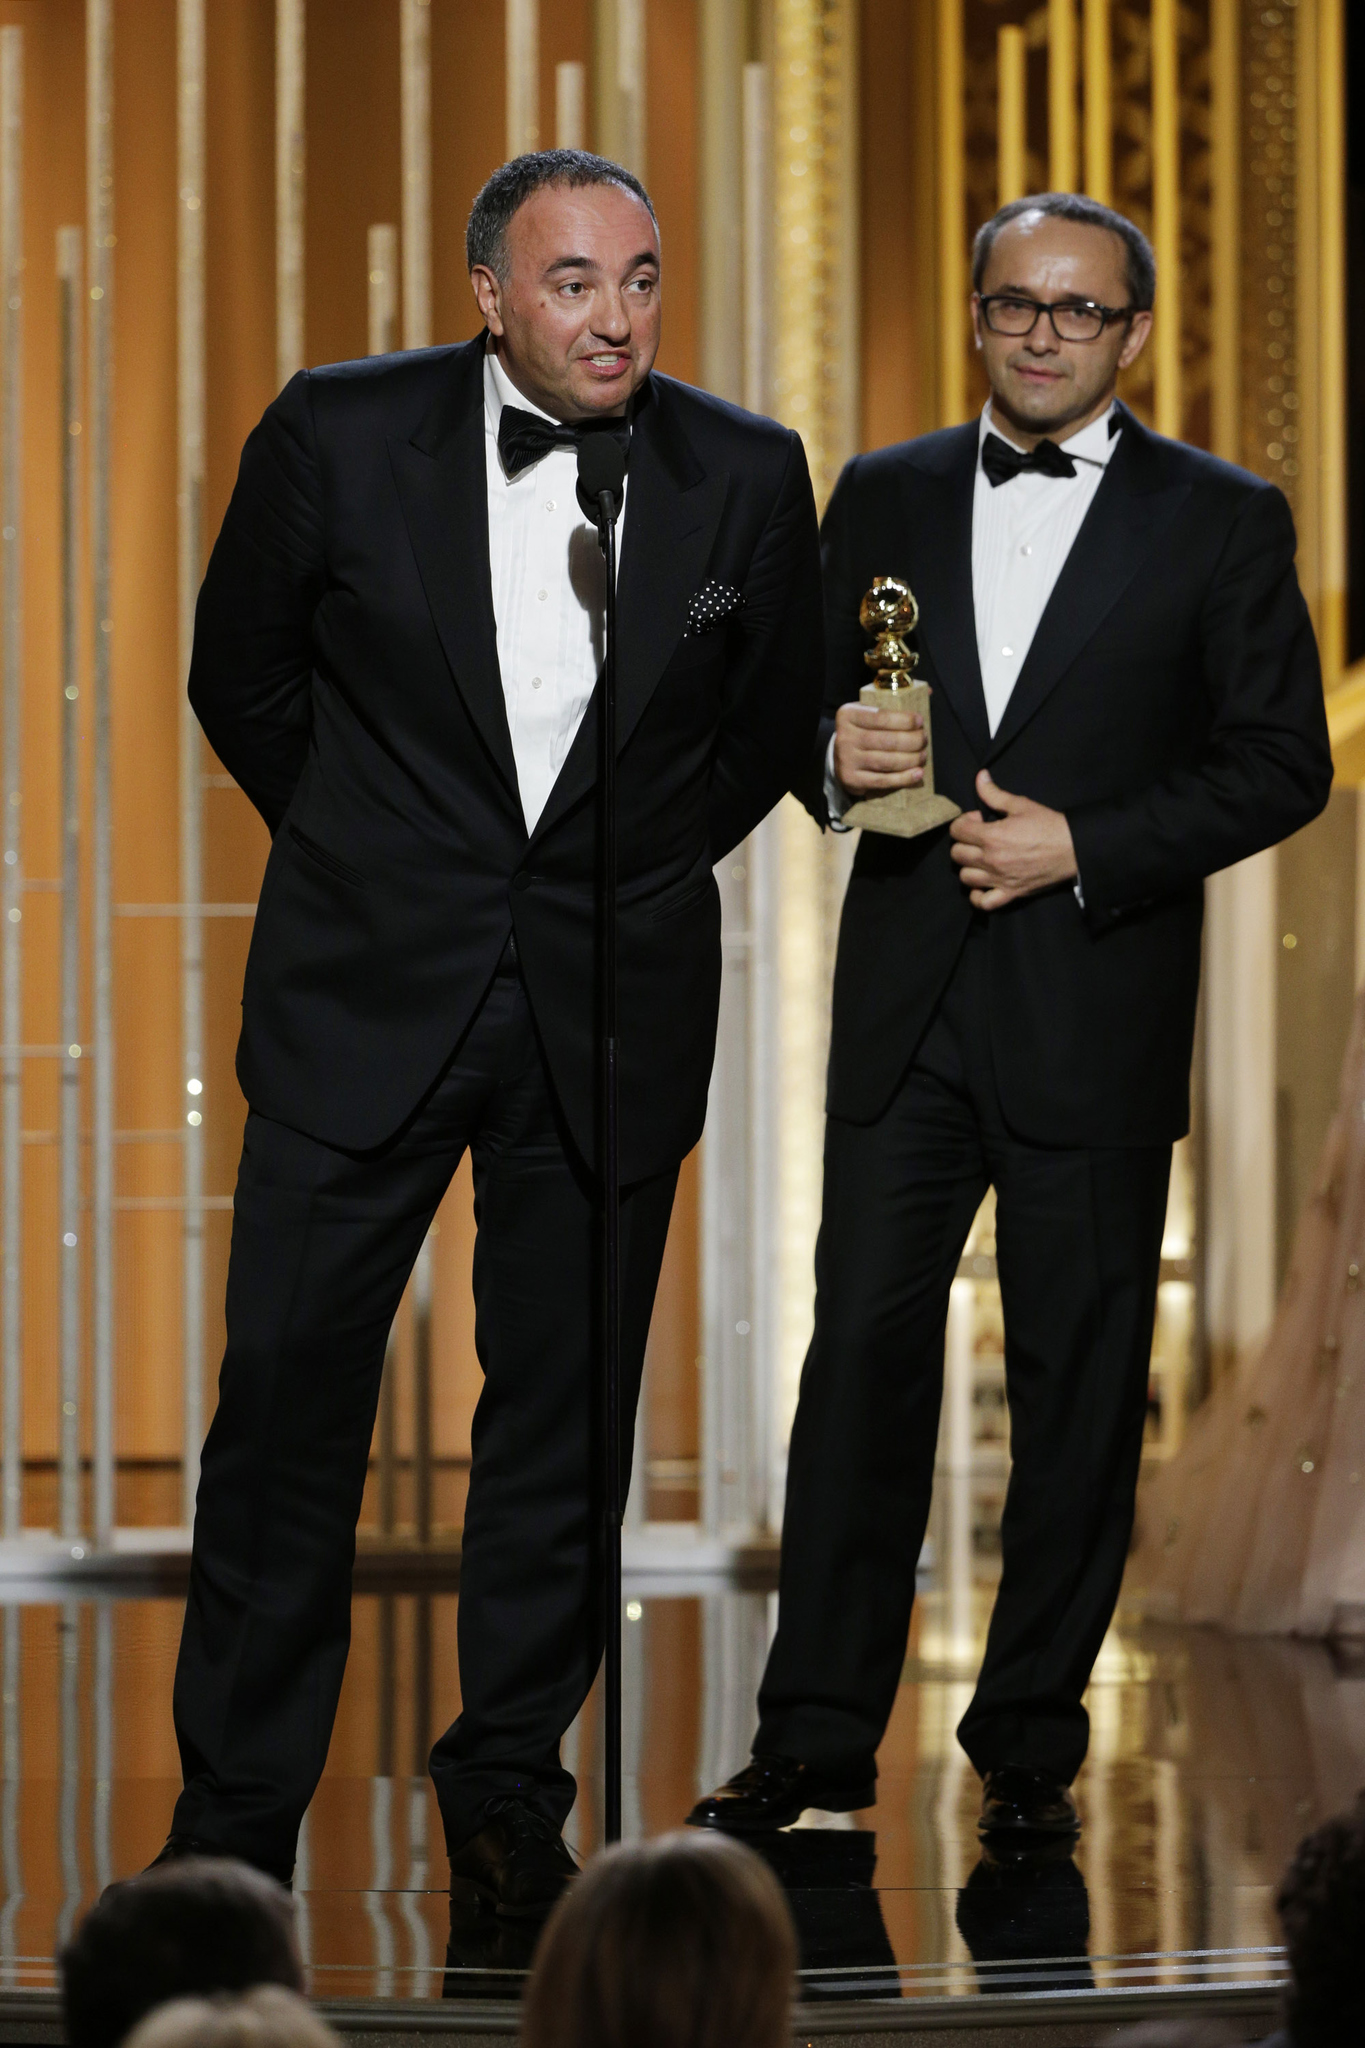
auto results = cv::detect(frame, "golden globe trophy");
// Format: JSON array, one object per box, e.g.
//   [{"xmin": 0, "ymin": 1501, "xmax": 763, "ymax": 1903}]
[{"xmin": 840, "ymin": 576, "xmax": 962, "ymax": 839}]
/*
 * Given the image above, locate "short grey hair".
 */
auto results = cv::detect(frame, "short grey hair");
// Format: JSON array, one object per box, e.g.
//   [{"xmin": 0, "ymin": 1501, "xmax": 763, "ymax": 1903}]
[
  {"xmin": 972, "ymin": 193, "xmax": 1156, "ymax": 310},
  {"xmin": 466, "ymin": 150, "xmax": 657, "ymax": 283}
]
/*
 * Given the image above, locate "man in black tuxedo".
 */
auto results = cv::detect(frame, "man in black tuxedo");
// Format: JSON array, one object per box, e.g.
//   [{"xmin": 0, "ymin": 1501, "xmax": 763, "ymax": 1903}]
[
  {"xmin": 158, "ymin": 150, "xmax": 821, "ymax": 1909},
  {"xmin": 691, "ymin": 193, "xmax": 1331, "ymax": 1840}
]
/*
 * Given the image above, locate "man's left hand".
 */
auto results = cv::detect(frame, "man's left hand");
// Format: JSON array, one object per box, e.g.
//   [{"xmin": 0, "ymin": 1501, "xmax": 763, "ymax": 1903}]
[{"xmin": 949, "ymin": 770, "xmax": 1078, "ymax": 911}]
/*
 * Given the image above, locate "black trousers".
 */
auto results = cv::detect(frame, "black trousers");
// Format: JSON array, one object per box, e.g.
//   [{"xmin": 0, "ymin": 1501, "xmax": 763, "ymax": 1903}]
[
  {"xmin": 755, "ymin": 924, "xmax": 1170, "ymax": 1787},
  {"xmin": 171, "ymin": 965, "xmax": 677, "ymax": 1877}
]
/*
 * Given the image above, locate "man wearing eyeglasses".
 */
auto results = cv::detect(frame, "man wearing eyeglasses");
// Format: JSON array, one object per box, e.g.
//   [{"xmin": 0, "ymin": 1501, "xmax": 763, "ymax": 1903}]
[{"xmin": 690, "ymin": 194, "xmax": 1332, "ymax": 1842}]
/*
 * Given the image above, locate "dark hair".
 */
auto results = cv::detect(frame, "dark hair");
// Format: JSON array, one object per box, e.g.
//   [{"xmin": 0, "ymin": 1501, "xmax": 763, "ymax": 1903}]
[
  {"xmin": 60, "ymin": 1859, "xmax": 304, "ymax": 2048},
  {"xmin": 1276, "ymin": 1801, "xmax": 1365, "ymax": 2047},
  {"xmin": 466, "ymin": 150, "xmax": 657, "ymax": 282},
  {"xmin": 972, "ymin": 193, "xmax": 1156, "ymax": 310},
  {"xmin": 521, "ymin": 1831, "xmax": 797, "ymax": 2048}
]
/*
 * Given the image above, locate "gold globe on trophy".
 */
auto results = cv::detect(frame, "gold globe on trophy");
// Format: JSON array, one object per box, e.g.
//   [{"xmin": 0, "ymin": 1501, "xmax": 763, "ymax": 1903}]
[{"xmin": 840, "ymin": 576, "xmax": 961, "ymax": 839}]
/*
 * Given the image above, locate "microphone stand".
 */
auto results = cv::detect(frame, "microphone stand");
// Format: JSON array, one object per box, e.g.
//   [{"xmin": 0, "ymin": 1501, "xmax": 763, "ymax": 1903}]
[
  {"xmin": 600, "ymin": 490, "xmax": 622, "ymax": 1848},
  {"xmin": 579, "ymin": 438, "xmax": 625, "ymax": 1846}
]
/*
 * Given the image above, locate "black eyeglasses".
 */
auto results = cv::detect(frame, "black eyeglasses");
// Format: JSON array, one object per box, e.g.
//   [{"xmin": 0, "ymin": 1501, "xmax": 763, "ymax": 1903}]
[{"xmin": 977, "ymin": 294, "xmax": 1136, "ymax": 343}]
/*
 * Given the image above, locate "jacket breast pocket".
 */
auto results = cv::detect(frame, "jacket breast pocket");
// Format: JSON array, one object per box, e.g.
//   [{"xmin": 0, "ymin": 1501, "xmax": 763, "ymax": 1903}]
[
  {"xmin": 649, "ymin": 875, "xmax": 713, "ymax": 924},
  {"xmin": 287, "ymin": 822, "xmax": 367, "ymax": 889}
]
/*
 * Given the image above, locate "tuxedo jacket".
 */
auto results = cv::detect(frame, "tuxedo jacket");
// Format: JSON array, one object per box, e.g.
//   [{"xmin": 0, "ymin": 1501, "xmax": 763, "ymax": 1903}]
[
  {"xmin": 796, "ymin": 404, "xmax": 1333, "ymax": 1146},
  {"xmin": 190, "ymin": 334, "xmax": 822, "ymax": 1177}
]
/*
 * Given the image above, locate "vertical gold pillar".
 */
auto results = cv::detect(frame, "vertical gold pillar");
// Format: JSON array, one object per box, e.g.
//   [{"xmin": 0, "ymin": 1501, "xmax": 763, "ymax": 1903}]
[
  {"xmin": 936, "ymin": 0, "xmax": 966, "ymax": 425},
  {"xmin": 506, "ymin": 0, "xmax": 539, "ymax": 160},
  {"xmin": 555, "ymin": 62, "xmax": 586, "ymax": 149},
  {"xmin": 0, "ymin": 26, "xmax": 19, "ymax": 1539},
  {"xmin": 1209, "ymin": 0, "xmax": 1239, "ymax": 463},
  {"xmin": 1150, "ymin": 0, "xmax": 1181, "ymax": 437},
  {"xmin": 770, "ymin": 0, "xmax": 859, "ymax": 1465},
  {"xmin": 1314, "ymin": 0, "xmax": 1346, "ymax": 681},
  {"xmin": 177, "ymin": 0, "xmax": 206, "ymax": 1522},
  {"xmin": 997, "ymin": 28, "xmax": 1027, "ymax": 209},
  {"xmin": 699, "ymin": 0, "xmax": 746, "ymax": 403},
  {"xmin": 275, "ymin": 0, "xmax": 305, "ymax": 385},
  {"xmin": 401, "ymin": 0, "xmax": 431, "ymax": 349},
  {"xmin": 595, "ymin": 0, "xmax": 646, "ymax": 179},
  {"xmin": 1048, "ymin": 0, "xmax": 1077, "ymax": 193},
  {"xmin": 1082, "ymin": 0, "xmax": 1111, "ymax": 204},
  {"xmin": 87, "ymin": 0, "xmax": 116, "ymax": 1548},
  {"xmin": 367, "ymin": 224, "xmax": 398, "ymax": 356}
]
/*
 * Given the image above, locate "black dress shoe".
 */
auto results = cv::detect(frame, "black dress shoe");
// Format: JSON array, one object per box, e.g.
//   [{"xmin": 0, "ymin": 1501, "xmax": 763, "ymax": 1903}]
[
  {"xmin": 448, "ymin": 1799, "xmax": 579, "ymax": 1920},
  {"xmin": 977, "ymin": 1766, "xmax": 1079, "ymax": 1838},
  {"xmin": 143, "ymin": 1834, "xmax": 294, "ymax": 1887},
  {"xmin": 686, "ymin": 1754, "xmax": 875, "ymax": 1834}
]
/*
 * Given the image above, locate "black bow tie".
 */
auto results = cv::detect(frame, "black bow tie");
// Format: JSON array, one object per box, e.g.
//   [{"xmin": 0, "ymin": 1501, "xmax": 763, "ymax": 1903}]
[
  {"xmin": 981, "ymin": 432, "xmax": 1077, "ymax": 488},
  {"xmin": 497, "ymin": 404, "xmax": 631, "ymax": 481}
]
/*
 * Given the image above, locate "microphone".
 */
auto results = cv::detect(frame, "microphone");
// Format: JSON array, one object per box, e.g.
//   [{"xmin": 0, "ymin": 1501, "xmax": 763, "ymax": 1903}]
[{"xmin": 576, "ymin": 432, "xmax": 627, "ymax": 541}]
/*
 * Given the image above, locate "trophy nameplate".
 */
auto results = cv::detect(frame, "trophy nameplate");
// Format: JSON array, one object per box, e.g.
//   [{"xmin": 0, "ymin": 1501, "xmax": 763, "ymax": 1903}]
[{"xmin": 840, "ymin": 576, "xmax": 961, "ymax": 839}]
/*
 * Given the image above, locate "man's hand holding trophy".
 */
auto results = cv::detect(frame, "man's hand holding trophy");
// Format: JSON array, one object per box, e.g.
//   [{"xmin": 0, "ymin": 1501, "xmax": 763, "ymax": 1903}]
[{"xmin": 836, "ymin": 576, "xmax": 961, "ymax": 838}]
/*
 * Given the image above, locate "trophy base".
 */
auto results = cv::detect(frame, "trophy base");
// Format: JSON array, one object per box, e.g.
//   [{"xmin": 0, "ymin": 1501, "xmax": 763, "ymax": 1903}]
[
  {"xmin": 841, "ymin": 788, "xmax": 962, "ymax": 838},
  {"xmin": 840, "ymin": 680, "xmax": 962, "ymax": 839}
]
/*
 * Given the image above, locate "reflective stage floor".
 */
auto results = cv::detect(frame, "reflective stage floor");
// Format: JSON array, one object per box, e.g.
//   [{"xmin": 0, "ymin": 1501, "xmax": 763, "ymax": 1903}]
[{"xmin": 0, "ymin": 1543, "xmax": 1358, "ymax": 2041}]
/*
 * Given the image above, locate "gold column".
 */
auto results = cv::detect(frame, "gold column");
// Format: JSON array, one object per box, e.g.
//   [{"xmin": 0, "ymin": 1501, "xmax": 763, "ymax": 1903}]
[
  {"xmin": 1150, "ymin": 0, "xmax": 1181, "ymax": 437},
  {"xmin": 506, "ymin": 0, "xmax": 539, "ymax": 160},
  {"xmin": 997, "ymin": 27, "xmax": 1027, "ymax": 209},
  {"xmin": 555, "ymin": 62, "xmax": 586, "ymax": 149},
  {"xmin": 401, "ymin": 0, "xmax": 431, "ymax": 349},
  {"xmin": 367, "ymin": 224, "xmax": 398, "ymax": 356},
  {"xmin": 1048, "ymin": 0, "xmax": 1077, "ymax": 192},
  {"xmin": 0, "ymin": 26, "xmax": 19, "ymax": 1539},
  {"xmin": 1312, "ymin": 0, "xmax": 1346, "ymax": 681},
  {"xmin": 1082, "ymin": 0, "xmax": 1110, "ymax": 204},
  {"xmin": 699, "ymin": 0, "xmax": 746, "ymax": 403},
  {"xmin": 936, "ymin": 0, "xmax": 965, "ymax": 426},
  {"xmin": 1209, "ymin": 0, "xmax": 1239, "ymax": 462},
  {"xmin": 275, "ymin": 0, "xmax": 305, "ymax": 385},
  {"xmin": 770, "ymin": 0, "xmax": 859, "ymax": 1460},
  {"xmin": 595, "ymin": 0, "xmax": 646, "ymax": 180}
]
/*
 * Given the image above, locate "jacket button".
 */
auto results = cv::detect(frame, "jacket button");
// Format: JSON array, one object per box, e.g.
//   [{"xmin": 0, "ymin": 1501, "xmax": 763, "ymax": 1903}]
[{"xmin": 512, "ymin": 872, "xmax": 532, "ymax": 892}]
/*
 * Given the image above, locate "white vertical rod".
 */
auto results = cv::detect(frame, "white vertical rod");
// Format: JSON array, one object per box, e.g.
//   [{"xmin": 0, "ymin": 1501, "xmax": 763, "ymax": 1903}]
[
  {"xmin": 92, "ymin": 1598, "xmax": 112, "ymax": 1890},
  {"xmin": 506, "ymin": 0, "xmax": 540, "ymax": 160},
  {"xmin": 57, "ymin": 227, "xmax": 83, "ymax": 1542},
  {"xmin": 178, "ymin": 0, "xmax": 206, "ymax": 1522},
  {"xmin": 367, "ymin": 223, "xmax": 398, "ymax": 357},
  {"xmin": 400, "ymin": 0, "xmax": 431, "ymax": 351},
  {"xmin": 276, "ymin": 0, "xmax": 305, "ymax": 387},
  {"xmin": 88, "ymin": 0, "xmax": 115, "ymax": 1549},
  {"xmin": 0, "ymin": 31, "xmax": 20, "ymax": 1543},
  {"xmin": 555, "ymin": 62, "xmax": 585, "ymax": 149},
  {"xmin": 57, "ymin": 1602, "xmax": 80, "ymax": 1945},
  {"xmin": 742, "ymin": 65, "xmax": 770, "ymax": 416},
  {"xmin": 618, "ymin": 0, "xmax": 645, "ymax": 179},
  {"xmin": 0, "ymin": 1607, "xmax": 18, "ymax": 1982},
  {"xmin": 743, "ymin": 67, "xmax": 776, "ymax": 1527}
]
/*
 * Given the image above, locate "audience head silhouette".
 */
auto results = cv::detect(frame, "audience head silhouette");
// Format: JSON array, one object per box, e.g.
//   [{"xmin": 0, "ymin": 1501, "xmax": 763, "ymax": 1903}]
[
  {"xmin": 60, "ymin": 1859, "xmax": 304, "ymax": 2048},
  {"xmin": 521, "ymin": 1830, "xmax": 797, "ymax": 2048},
  {"xmin": 1276, "ymin": 1797, "xmax": 1365, "ymax": 2047},
  {"xmin": 123, "ymin": 1988, "xmax": 337, "ymax": 2048}
]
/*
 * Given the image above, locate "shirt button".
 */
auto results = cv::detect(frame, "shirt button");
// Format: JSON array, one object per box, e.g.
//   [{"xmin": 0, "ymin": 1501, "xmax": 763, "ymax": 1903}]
[
  {"xmin": 531, "ymin": 676, "xmax": 543, "ymax": 690},
  {"xmin": 1002, "ymin": 646, "xmax": 1014, "ymax": 658},
  {"xmin": 1020, "ymin": 544, "xmax": 1033, "ymax": 556},
  {"xmin": 545, "ymin": 500, "xmax": 556, "ymax": 512},
  {"xmin": 537, "ymin": 590, "xmax": 548, "ymax": 602}
]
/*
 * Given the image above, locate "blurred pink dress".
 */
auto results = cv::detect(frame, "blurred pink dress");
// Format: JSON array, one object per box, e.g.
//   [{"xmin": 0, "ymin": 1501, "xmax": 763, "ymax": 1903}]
[{"xmin": 1129, "ymin": 989, "xmax": 1365, "ymax": 1636}]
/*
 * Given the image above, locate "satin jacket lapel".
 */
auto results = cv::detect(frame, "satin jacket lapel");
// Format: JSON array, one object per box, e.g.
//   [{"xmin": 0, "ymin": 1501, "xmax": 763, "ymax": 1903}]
[
  {"xmin": 387, "ymin": 339, "xmax": 521, "ymax": 801},
  {"xmin": 986, "ymin": 413, "xmax": 1192, "ymax": 759},
  {"xmin": 528, "ymin": 381, "xmax": 727, "ymax": 850},
  {"xmin": 904, "ymin": 427, "xmax": 991, "ymax": 762}
]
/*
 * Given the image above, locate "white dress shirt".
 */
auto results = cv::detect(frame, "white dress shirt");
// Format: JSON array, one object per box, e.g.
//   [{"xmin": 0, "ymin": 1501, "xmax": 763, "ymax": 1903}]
[
  {"xmin": 483, "ymin": 352, "xmax": 628, "ymax": 833},
  {"xmin": 826, "ymin": 399, "xmax": 1119, "ymax": 822}
]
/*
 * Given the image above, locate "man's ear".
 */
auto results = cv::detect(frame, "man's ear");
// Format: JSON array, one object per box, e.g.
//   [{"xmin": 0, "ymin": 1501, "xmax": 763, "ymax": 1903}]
[
  {"xmin": 470, "ymin": 263, "xmax": 505, "ymax": 336},
  {"xmin": 1118, "ymin": 309, "xmax": 1153, "ymax": 371}
]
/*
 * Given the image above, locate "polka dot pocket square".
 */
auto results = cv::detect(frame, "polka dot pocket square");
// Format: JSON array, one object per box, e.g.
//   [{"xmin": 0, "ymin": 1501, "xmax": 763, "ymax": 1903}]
[{"xmin": 683, "ymin": 581, "xmax": 745, "ymax": 637}]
